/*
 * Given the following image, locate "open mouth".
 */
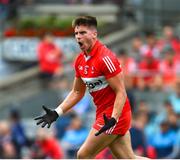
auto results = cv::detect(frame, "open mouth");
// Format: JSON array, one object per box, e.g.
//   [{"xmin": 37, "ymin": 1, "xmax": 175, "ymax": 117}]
[{"xmin": 78, "ymin": 42, "xmax": 83, "ymax": 47}]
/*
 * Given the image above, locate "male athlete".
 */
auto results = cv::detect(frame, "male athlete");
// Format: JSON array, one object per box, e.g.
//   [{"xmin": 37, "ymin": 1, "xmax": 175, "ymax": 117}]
[{"xmin": 35, "ymin": 16, "xmax": 147, "ymax": 159}]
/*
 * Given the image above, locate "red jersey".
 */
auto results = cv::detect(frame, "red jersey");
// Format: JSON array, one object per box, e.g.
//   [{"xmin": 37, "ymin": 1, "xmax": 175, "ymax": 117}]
[
  {"xmin": 138, "ymin": 54, "xmax": 160, "ymax": 83},
  {"xmin": 159, "ymin": 58, "xmax": 180, "ymax": 85},
  {"xmin": 118, "ymin": 57, "xmax": 137, "ymax": 75},
  {"xmin": 37, "ymin": 138, "xmax": 64, "ymax": 159},
  {"xmin": 74, "ymin": 40, "xmax": 131, "ymax": 135},
  {"xmin": 37, "ymin": 41, "xmax": 62, "ymax": 74}
]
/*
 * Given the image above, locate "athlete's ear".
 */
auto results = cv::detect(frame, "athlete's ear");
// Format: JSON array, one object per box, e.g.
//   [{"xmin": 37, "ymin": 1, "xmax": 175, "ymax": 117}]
[{"xmin": 93, "ymin": 31, "xmax": 97, "ymax": 38}]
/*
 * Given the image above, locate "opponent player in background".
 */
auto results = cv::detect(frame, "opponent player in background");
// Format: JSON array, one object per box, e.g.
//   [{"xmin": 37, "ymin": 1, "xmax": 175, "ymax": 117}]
[{"xmin": 35, "ymin": 16, "xmax": 148, "ymax": 159}]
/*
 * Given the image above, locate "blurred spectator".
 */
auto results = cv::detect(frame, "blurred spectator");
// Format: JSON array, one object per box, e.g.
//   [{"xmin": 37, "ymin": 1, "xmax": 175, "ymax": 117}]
[
  {"xmin": 159, "ymin": 45, "xmax": 180, "ymax": 88},
  {"xmin": 138, "ymin": 50, "xmax": 160, "ymax": 90},
  {"xmin": 159, "ymin": 26, "xmax": 180, "ymax": 60},
  {"xmin": 140, "ymin": 31, "xmax": 161, "ymax": 59},
  {"xmin": 37, "ymin": 33, "xmax": 64, "ymax": 88},
  {"xmin": 1, "ymin": 141, "xmax": 17, "ymax": 159},
  {"xmin": 150, "ymin": 120, "xmax": 177, "ymax": 158},
  {"xmin": 168, "ymin": 77, "xmax": 180, "ymax": 114},
  {"xmin": 33, "ymin": 128, "xmax": 64, "ymax": 159},
  {"xmin": 145, "ymin": 100, "xmax": 177, "ymax": 147},
  {"xmin": 165, "ymin": 129, "xmax": 180, "ymax": 159},
  {"xmin": 130, "ymin": 112, "xmax": 148, "ymax": 157},
  {"xmin": 9, "ymin": 108, "xmax": 29, "ymax": 158},
  {"xmin": 0, "ymin": 121, "xmax": 18, "ymax": 158},
  {"xmin": 154, "ymin": 100, "xmax": 174, "ymax": 125},
  {"xmin": 29, "ymin": 143, "xmax": 45, "ymax": 159},
  {"xmin": 117, "ymin": 48, "xmax": 137, "ymax": 76},
  {"xmin": 144, "ymin": 101, "xmax": 174, "ymax": 154},
  {"xmin": 61, "ymin": 114, "xmax": 88, "ymax": 158}
]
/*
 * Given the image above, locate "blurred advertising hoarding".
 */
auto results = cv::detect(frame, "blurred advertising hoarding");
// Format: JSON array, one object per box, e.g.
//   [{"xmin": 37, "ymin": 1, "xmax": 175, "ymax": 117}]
[{"xmin": 0, "ymin": 37, "xmax": 80, "ymax": 62}]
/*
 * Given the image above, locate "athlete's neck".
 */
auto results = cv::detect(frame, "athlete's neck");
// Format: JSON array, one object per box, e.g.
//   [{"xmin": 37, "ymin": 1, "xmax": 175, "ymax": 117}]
[{"xmin": 84, "ymin": 39, "xmax": 97, "ymax": 56}]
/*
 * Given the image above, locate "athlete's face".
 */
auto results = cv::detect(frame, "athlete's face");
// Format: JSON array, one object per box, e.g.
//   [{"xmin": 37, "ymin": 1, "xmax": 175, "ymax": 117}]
[{"xmin": 74, "ymin": 25, "xmax": 97, "ymax": 53}]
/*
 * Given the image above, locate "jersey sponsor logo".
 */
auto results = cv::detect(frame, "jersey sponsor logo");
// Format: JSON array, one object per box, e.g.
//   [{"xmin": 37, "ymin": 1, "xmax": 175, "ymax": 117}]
[
  {"xmin": 86, "ymin": 79, "xmax": 103, "ymax": 89},
  {"xmin": 82, "ymin": 76, "xmax": 108, "ymax": 92},
  {"xmin": 102, "ymin": 56, "xmax": 116, "ymax": 73}
]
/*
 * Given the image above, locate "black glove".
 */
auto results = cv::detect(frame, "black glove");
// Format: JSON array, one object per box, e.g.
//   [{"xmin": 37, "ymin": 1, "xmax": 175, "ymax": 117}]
[
  {"xmin": 34, "ymin": 105, "xmax": 58, "ymax": 128},
  {"xmin": 95, "ymin": 114, "xmax": 117, "ymax": 136}
]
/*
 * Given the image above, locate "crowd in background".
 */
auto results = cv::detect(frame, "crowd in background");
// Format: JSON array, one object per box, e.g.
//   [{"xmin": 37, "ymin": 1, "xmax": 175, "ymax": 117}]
[
  {"xmin": 123, "ymin": 25, "xmax": 179, "ymax": 159},
  {"xmin": 0, "ymin": 24, "xmax": 179, "ymax": 159},
  {"xmin": 118, "ymin": 25, "xmax": 180, "ymax": 158}
]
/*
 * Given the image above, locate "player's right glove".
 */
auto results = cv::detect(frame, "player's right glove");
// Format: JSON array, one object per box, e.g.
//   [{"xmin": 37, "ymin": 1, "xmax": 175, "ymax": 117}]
[
  {"xmin": 95, "ymin": 114, "xmax": 117, "ymax": 136},
  {"xmin": 34, "ymin": 105, "xmax": 58, "ymax": 128}
]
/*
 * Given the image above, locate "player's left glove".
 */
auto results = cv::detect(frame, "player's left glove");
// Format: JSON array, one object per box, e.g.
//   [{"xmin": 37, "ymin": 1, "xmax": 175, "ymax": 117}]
[{"xmin": 95, "ymin": 114, "xmax": 117, "ymax": 136}]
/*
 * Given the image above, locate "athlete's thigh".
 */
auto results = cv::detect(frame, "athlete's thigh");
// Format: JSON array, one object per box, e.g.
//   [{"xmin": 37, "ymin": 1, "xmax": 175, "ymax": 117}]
[
  {"xmin": 78, "ymin": 127, "xmax": 118, "ymax": 158},
  {"xmin": 109, "ymin": 131, "xmax": 135, "ymax": 159}
]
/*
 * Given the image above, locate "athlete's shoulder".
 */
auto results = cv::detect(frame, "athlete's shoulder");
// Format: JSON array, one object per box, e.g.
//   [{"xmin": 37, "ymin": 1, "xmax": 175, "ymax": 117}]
[
  {"xmin": 97, "ymin": 45, "xmax": 122, "ymax": 76},
  {"xmin": 99, "ymin": 45, "xmax": 118, "ymax": 63},
  {"xmin": 99, "ymin": 43, "xmax": 116, "ymax": 56}
]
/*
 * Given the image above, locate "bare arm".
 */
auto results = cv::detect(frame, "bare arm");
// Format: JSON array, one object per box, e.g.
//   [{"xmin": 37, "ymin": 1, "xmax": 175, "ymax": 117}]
[
  {"xmin": 107, "ymin": 72, "xmax": 127, "ymax": 121},
  {"xmin": 56, "ymin": 77, "xmax": 86, "ymax": 114},
  {"xmin": 34, "ymin": 77, "xmax": 86, "ymax": 128}
]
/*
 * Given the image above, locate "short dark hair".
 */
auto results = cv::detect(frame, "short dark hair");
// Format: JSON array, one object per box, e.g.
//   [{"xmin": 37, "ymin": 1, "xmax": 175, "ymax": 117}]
[{"xmin": 72, "ymin": 16, "xmax": 97, "ymax": 28}]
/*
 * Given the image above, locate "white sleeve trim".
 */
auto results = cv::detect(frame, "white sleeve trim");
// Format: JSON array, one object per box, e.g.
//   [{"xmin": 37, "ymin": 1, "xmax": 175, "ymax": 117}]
[{"xmin": 102, "ymin": 56, "xmax": 117, "ymax": 73}]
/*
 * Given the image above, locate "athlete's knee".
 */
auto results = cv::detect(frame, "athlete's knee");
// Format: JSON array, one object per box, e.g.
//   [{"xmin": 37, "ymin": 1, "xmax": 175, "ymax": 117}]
[
  {"xmin": 77, "ymin": 148, "xmax": 91, "ymax": 159},
  {"xmin": 76, "ymin": 149, "xmax": 85, "ymax": 159}
]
